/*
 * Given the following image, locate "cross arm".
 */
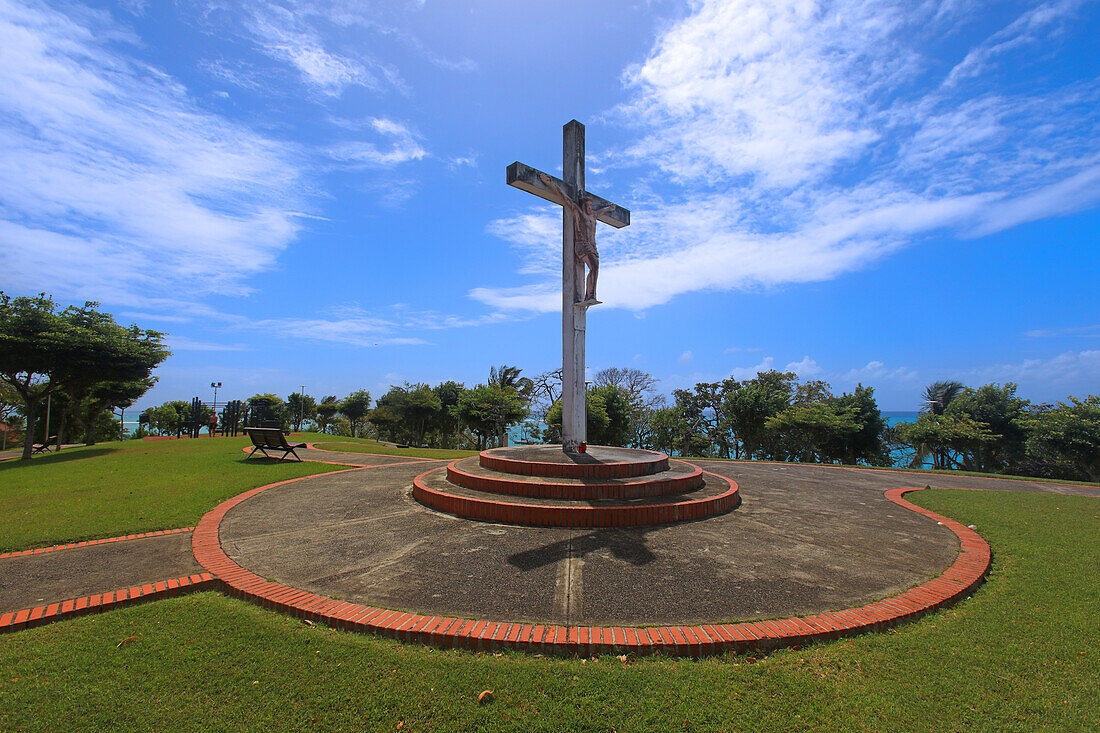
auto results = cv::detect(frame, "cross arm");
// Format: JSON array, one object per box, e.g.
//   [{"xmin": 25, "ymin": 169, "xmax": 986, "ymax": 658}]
[{"xmin": 506, "ymin": 161, "xmax": 630, "ymax": 228}]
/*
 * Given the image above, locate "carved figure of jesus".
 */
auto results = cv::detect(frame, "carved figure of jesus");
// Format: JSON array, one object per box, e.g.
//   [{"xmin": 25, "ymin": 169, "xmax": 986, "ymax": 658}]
[{"xmin": 539, "ymin": 172, "xmax": 613, "ymax": 303}]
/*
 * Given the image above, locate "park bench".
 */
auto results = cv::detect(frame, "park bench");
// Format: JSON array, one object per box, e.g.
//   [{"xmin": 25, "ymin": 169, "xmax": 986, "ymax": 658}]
[
  {"xmin": 244, "ymin": 427, "xmax": 307, "ymax": 462},
  {"xmin": 31, "ymin": 435, "xmax": 58, "ymax": 454}
]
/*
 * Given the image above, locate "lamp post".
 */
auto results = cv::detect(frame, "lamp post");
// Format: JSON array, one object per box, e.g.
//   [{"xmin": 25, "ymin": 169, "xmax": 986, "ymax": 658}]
[
  {"xmin": 299, "ymin": 385, "xmax": 305, "ymax": 431},
  {"xmin": 211, "ymin": 382, "xmax": 221, "ymax": 435}
]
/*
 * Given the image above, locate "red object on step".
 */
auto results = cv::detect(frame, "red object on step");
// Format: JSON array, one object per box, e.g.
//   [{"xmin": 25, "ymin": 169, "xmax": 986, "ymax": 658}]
[{"xmin": 578, "ymin": 442, "xmax": 587, "ymax": 453}]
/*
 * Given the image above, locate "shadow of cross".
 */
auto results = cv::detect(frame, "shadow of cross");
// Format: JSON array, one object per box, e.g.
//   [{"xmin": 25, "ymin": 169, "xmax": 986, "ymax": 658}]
[{"xmin": 508, "ymin": 527, "xmax": 657, "ymax": 571}]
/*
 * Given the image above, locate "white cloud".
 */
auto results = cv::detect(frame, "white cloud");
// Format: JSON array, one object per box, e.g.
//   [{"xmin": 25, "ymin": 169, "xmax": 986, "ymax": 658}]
[
  {"xmin": 239, "ymin": 3, "xmax": 402, "ymax": 96},
  {"xmin": 327, "ymin": 118, "xmax": 427, "ymax": 167},
  {"xmin": 970, "ymin": 350, "xmax": 1100, "ymax": 387},
  {"xmin": 842, "ymin": 360, "xmax": 919, "ymax": 384},
  {"xmin": 784, "ymin": 356, "xmax": 821, "ymax": 377},
  {"xmin": 678, "ymin": 350, "xmax": 694, "ymax": 364},
  {"xmin": 0, "ymin": 2, "xmax": 305, "ymax": 305},
  {"xmin": 727, "ymin": 356, "xmax": 775, "ymax": 381},
  {"xmin": 476, "ymin": 0, "xmax": 1100, "ymax": 314}
]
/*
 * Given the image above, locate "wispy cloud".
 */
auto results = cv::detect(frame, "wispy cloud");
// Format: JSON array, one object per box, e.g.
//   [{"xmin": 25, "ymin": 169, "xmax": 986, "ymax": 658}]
[
  {"xmin": 1026, "ymin": 324, "xmax": 1100, "ymax": 338},
  {"xmin": 477, "ymin": 0, "xmax": 1100, "ymax": 313},
  {"xmin": 0, "ymin": 0, "xmax": 304, "ymax": 305},
  {"xmin": 168, "ymin": 336, "xmax": 250, "ymax": 352},
  {"xmin": 327, "ymin": 118, "xmax": 427, "ymax": 167}
]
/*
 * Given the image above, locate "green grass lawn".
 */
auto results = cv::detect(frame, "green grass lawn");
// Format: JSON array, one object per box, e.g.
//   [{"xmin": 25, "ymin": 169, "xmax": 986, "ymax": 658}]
[
  {"xmin": 306, "ymin": 433, "xmax": 477, "ymax": 460},
  {"xmin": 1, "ymin": 489, "xmax": 1096, "ymax": 731},
  {"xmin": 0, "ymin": 438, "xmax": 345, "ymax": 552}
]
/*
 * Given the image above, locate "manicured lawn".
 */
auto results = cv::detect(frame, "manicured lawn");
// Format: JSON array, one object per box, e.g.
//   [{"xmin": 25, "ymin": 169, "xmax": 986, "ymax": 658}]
[
  {"xmin": 1, "ymin": 489, "xmax": 1096, "ymax": 730},
  {"xmin": 0, "ymin": 438, "xmax": 345, "ymax": 552},
  {"xmin": 307, "ymin": 433, "xmax": 476, "ymax": 461}
]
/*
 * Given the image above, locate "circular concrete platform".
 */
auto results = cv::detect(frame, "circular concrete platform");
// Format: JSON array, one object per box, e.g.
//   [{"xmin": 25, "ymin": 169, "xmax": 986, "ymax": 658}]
[
  {"xmin": 192, "ymin": 454, "xmax": 1006, "ymax": 655},
  {"xmin": 192, "ymin": 455, "xmax": 1003, "ymax": 655}
]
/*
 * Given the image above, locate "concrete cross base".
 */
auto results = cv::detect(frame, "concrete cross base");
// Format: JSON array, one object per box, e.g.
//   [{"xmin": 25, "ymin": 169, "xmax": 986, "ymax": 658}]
[{"xmin": 413, "ymin": 444, "xmax": 739, "ymax": 527}]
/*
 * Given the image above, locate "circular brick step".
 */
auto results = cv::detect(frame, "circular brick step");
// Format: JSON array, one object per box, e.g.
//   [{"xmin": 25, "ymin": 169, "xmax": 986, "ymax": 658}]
[
  {"xmin": 448, "ymin": 456, "xmax": 703, "ymax": 500},
  {"xmin": 414, "ymin": 462, "xmax": 739, "ymax": 527},
  {"xmin": 480, "ymin": 445, "xmax": 668, "ymax": 479}
]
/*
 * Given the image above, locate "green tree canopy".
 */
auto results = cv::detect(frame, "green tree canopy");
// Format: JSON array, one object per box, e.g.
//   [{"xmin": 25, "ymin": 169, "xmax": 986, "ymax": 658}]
[
  {"xmin": 1026, "ymin": 396, "xmax": 1100, "ymax": 482},
  {"xmin": 339, "ymin": 390, "xmax": 372, "ymax": 438},
  {"xmin": 315, "ymin": 395, "xmax": 339, "ymax": 434},
  {"xmin": 286, "ymin": 392, "xmax": 317, "ymax": 432},
  {"xmin": 0, "ymin": 293, "xmax": 167, "ymax": 458}
]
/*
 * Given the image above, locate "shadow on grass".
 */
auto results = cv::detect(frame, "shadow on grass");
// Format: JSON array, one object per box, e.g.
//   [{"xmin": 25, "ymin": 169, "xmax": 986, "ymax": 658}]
[
  {"xmin": 238, "ymin": 457, "xmax": 306, "ymax": 465},
  {"xmin": 0, "ymin": 446, "xmax": 116, "ymax": 470}
]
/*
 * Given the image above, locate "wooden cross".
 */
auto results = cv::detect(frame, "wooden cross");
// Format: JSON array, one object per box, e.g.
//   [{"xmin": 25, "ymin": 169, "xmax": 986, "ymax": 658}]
[{"xmin": 507, "ymin": 120, "xmax": 630, "ymax": 453}]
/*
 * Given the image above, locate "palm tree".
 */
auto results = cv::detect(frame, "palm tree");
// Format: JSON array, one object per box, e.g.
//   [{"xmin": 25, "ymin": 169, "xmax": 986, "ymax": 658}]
[
  {"xmin": 920, "ymin": 380, "xmax": 965, "ymax": 415},
  {"xmin": 910, "ymin": 380, "xmax": 966, "ymax": 469},
  {"xmin": 488, "ymin": 365, "xmax": 533, "ymax": 447}
]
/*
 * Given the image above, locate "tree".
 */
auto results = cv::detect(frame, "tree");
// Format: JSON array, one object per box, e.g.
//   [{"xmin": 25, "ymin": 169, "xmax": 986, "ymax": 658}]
[
  {"xmin": 0, "ymin": 294, "xmax": 167, "ymax": 458},
  {"xmin": 767, "ymin": 401, "xmax": 861, "ymax": 464},
  {"xmin": 80, "ymin": 378, "xmax": 155, "ymax": 445},
  {"xmin": 594, "ymin": 367, "xmax": 663, "ymax": 447},
  {"xmin": 429, "ymin": 381, "xmax": 465, "ymax": 448},
  {"xmin": 375, "ymin": 383, "xmax": 442, "ymax": 446},
  {"xmin": 921, "ymin": 380, "xmax": 966, "ymax": 415},
  {"xmin": 896, "ymin": 412, "xmax": 996, "ymax": 470},
  {"xmin": 544, "ymin": 393, "xmax": 610, "ymax": 446},
  {"xmin": 339, "ymin": 390, "xmax": 372, "ymax": 438},
  {"xmin": 1026, "ymin": 396, "xmax": 1100, "ymax": 482},
  {"xmin": 455, "ymin": 384, "xmax": 528, "ymax": 450},
  {"xmin": 286, "ymin": 392, "xmax": 316, "ymax": 432},
  {"xmin": 487, "ymin": 365, "xmax": 533, "ymax": 447},
  {"xmin": 828, "ymin": 384, "xmax": 889, "ymax": 465},
  {"xmin": 946, "ymin": 383, "xmax": 1030, "ymax": 473},
  {"xmin": 315, "ymin": 396, "xmax": 339, "ymax": 434},
  {"xmin": 587, "ymin": 384, "xmax": 632, "ymax": 446},
  {"xmin": 247, "ymin": 394, "xmax": 287, "ymax": 429},
  {"xmin": 727, "ymin": 370, "xmax": 797, "ymax": 460}
]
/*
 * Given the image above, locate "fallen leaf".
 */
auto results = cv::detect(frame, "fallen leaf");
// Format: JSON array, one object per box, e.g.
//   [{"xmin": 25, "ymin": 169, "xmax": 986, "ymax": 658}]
[
  {"xmin": 617, "ymin": 655, "xmax": 628, "ymax": 663},
  {"xmin": 116, "ymin": 637, "xmax": 137, "ymax": 648},
  {"xmin": 478, "ymin": 690, "xmax": 494, "ymax": 705},
  {"xmin": 396, "ymin": 723, "xmax": 404, "ymax": 729}
]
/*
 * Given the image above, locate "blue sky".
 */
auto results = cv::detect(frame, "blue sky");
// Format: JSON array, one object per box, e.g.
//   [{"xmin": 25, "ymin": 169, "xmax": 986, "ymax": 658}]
[{"xmin": 2, "ymin": 0, "xmax": 1098, "ymax": 412}]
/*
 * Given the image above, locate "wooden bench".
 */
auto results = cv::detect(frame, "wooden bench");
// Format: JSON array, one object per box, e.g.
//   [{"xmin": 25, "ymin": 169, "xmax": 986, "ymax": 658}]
[
  {"xmin": 244, "ymin": 428, "xmax": 307, "ymax": 462},
  {"xmin": 31, "ymin": 435, "xmax": 58, "ymax": 454}
]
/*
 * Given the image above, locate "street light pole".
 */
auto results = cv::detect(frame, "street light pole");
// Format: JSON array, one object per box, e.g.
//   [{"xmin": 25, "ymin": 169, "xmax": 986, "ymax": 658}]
[
  {"xmin": 299, "ymin": 385, "xmax": 305, "ymax": 431},
  {"xmin": 211, "ymin": 382, "xmax": 221, "ymax": 436}
]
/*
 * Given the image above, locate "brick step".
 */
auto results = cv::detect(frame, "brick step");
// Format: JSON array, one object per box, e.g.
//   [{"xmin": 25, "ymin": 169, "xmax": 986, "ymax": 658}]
[
  {"xmin": 480, "ymin": 445, "xmax": 669, "ymax": 479},
  {"xmin": 449, "ymin": 456, "xmax": 703, "ymax": 499},
  {"xmin": 414, "ymin": 464, "xmax": 739, "ymax": 527}
]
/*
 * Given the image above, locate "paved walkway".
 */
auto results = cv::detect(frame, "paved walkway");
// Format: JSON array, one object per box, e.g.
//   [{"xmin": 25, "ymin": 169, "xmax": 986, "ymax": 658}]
[{"xmin": 2, "ymin": 451, "xmax": 1095, "ymax": 643}]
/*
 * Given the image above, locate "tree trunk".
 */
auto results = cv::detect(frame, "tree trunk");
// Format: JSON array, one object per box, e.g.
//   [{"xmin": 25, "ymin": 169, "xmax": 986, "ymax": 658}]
[{"xmin": 20, "ymin": 398, "xmax": 36, "ymax": 461}]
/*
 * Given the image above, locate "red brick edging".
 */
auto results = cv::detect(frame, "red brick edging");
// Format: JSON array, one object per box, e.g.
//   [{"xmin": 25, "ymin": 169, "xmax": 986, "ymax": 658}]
[
  {"xmin": 0, "ymin": 571, "xmax": 215, "ymax": 633},
  {"xmin": 190, "ymin": 472, "xmax": 992, "ymax": 656},
  {"xmin": 480, "ymin": 447, "xmax": 669, "ymax": 478},
  {"xmin": 416, "ymin": 464, "xmax": 738, "ymax": 527},
  {"xmin": 0, "ymin": 527, "xmax": 195, "ymax": 560},
  {"xmin": 446, "ymin": 459, "xmax": 704, "ymax": 500}
]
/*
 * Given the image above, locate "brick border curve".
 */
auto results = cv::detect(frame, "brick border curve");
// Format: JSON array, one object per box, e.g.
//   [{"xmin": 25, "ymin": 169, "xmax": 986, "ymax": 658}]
[
  {"xmin": 480, "ymin": 447, "xmax": 669, "ymax": 478},
  {"xmin": 446, "ymin": 459, "xmax": 704, "ymax": 500},
  {"xmin": 416, "ymin": 463, "xmax": 737, "ymax": 527},
  {"xmin": 189, "ymin": 469, "xmax": 992, "ymax": 656}
]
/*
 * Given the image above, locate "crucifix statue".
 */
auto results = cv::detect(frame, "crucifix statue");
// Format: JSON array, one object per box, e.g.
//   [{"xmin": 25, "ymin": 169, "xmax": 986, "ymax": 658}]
[{"xmin": 507, "ymin": 120, "xmax": 630, "ymax": 453}]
